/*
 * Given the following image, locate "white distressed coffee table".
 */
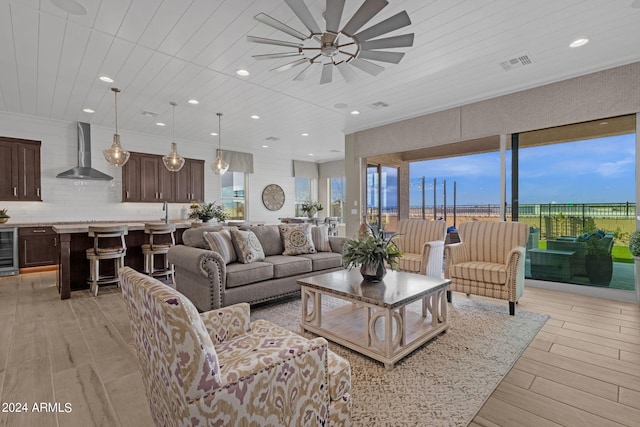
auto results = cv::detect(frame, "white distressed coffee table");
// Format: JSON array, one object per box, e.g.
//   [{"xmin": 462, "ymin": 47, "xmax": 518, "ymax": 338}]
[{"xmin": 298, "ymin": 269, "xmax": 450, "ymax": 370}]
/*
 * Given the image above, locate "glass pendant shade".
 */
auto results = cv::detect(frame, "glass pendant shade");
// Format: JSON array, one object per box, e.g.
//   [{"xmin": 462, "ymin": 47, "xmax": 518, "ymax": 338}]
[
  {"xmin": 103, "ymin": 133, "xmax": 130, "ymax": 167},
  {"xmin": 103, "ymin": 87, "xmax": 130, "ymax": 167},
  {"xmin": 163, "ymin": 142, "xmax": 185, "ymax": 171},
  {"xmin": 211, "ymin": 112, "xmax": 228, "ymax": 175},
  {"xmin": 163, "ymin": 102, "xmax": 185, "ymax": 172},
  {"xmin": 212, "ymin": 148, "xmax": 229, "ymax": 175}
]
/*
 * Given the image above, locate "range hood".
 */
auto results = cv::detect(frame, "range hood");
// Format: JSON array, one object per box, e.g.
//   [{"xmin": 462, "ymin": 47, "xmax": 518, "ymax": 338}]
[{"xmin": 57, "ymin": 122, "xmax": 113, "ymax": 181}]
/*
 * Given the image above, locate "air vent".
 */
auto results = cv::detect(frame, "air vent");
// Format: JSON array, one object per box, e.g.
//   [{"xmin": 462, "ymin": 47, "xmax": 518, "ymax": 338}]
[
  {"xmin": 370, "ymin": 101, "xmax": 390, "ymax": 109},
  {"xmin": 500, "ymin": 54, "xmax": 533, "ymax": 71},
  {"xmin": 140, "ymin": 110, "xmax": 159, "ymax": 117},
  {"xmin": 265, "ymin": 136, "xmax": 280, "ymax": 141}
]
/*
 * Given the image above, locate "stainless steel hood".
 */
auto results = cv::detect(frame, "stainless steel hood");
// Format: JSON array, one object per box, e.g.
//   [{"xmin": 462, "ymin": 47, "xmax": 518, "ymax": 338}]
[{"xmin": 57, "ymin": 122, "xmax": 113, "ymax": 180}]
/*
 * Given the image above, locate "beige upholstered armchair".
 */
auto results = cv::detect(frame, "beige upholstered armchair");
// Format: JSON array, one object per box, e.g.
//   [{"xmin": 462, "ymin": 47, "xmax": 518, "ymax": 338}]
[
  {"xmin": 444, "ymin": 221, "xmax": 529, "ymax": 315},
  {"xmin": 119, "ymin": 267, "xmax": 352, "ymax": 426},
  {"xmin": 393, "ymin": 219, "xmax": 447, "ymax": 277}
]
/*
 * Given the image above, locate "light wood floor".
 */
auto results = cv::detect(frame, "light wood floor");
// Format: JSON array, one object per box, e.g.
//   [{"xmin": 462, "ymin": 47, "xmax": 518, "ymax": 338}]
[{"xmin": 1, "ymin": 272, "xmax": 639, "ymax": 427}]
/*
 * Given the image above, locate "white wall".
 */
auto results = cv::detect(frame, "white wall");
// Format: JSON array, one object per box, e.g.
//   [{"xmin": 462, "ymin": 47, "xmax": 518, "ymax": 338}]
[{"xmin": 0, "ymin": 111, "xmax": 307, "ymax": 225}]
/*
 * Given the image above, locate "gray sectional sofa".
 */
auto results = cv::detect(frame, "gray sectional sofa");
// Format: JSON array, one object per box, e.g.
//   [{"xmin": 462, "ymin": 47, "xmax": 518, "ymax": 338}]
[{"xmin": 167, "ymin": 224, "xmax": 346, "ymax": 312}]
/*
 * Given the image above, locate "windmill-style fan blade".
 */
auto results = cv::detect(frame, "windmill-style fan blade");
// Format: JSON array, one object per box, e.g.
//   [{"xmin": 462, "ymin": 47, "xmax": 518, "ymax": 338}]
[
  {"xmin": 349, "ymin": 57, "xmax": 385, "ymax": 76},
  {"xmin": 293, "ymin": 63, "xmax": 316, "ymax": 81},
  {"xmin": 254, "ymin": 13, "xmax": 309, "ymax": 40},
  {"xmin": 360, "ymin": 33, "xmax": 414, "ymax": 50},
  {"xmin": 325, "ymin": 0, "xmax": 346, "ymax": 33},
  {"xmin": 284, "ymin": 0, "xmax": 322, "ymax": 34},
  {"xmin": 358, "ymin": 50, "xmax": 405, "ymax": 64},
  {"xmin": 336, "ymin": 62, "xmax": 357, "ymax": 83},
  {"xmin": 353, "ymin": 11, "xmax": 411, "ymax": 42},
  {"xmin": 247, "ymin": 35, "xmax": 302, "ymax": 48},
  {"xmin": 341, "ymin": 0, "xmax": 388, "ymax": 37},
  {"xmin": 270, "ymin": 58, "xmax": 309, "ymax": 72},
  {"xmin": 320, "ymin": 63, "xmax": 333, "ymax": 84},
  {"xmin": 253, "ymin": 52, "xmax": 302, "ymax": 60}
]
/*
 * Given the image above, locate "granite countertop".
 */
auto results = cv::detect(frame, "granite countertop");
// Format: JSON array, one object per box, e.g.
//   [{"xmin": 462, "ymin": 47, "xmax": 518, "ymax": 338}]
[{"xmin": 0, "ymin": 220, "xmax": 194, "ymax": 232}]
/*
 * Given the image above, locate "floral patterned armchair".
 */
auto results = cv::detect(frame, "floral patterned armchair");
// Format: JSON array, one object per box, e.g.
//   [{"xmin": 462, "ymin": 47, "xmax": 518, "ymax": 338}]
[{"xmin": 119, "ymin": 267, "xmax": 352, "ymax": 426}]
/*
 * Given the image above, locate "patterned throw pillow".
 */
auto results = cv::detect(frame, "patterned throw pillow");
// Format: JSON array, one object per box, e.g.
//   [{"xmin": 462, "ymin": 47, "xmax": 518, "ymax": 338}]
[
  {"xmin": 230, "ymin": 229, "xmax": 265, "ymax": 264},
  {"xmin": 203, "ymin": 230, "xmax": 237, "ymax": 264},
  {"xmin": 279, "ymin": 224, "xmax": 316, "ymax": 256},
  {"xmin": 311, "ymin": 225, "xmax": 332, "ymax": 252}
]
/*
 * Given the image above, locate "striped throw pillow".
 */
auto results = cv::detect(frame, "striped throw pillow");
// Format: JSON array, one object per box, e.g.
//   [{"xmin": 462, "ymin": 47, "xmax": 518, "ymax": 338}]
[
  {"xmin": 311, "ymin": 225, "xmax": 331, "ymax": 252},
  {"xmin": 203, "ymin": 230, "xmax": 237, "ymax": 264}
]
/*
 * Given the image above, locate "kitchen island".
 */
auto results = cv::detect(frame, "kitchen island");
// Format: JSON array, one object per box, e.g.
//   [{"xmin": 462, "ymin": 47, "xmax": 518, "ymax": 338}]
[{"xmin": 53, "ymin": 221, "xmax": 192, "ymax": 299}]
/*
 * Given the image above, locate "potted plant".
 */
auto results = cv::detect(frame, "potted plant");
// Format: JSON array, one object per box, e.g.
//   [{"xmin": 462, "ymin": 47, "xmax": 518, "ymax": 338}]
[
  {"xmin": 189, "ymin": 202, "xmax": 229, "ymax": 223},
  {"xmin": 301, "ymin": 200, "xmax": 324, "ymax": 218},
  {"xmin": 0, "ymin": 209, "xmax": 9, "ymax": 224},
  {"xmin": 343, "ymin": 224, "xmax": 402, "ymax": 282},
  {"xmin": 584, "ymin": 232, "xmax": 613, "ymax": 286}
]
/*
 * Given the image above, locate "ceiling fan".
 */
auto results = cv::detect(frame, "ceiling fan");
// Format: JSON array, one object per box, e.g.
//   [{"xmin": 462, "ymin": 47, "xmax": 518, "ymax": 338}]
[{"xmin": 247, "ymin": 0, "xmax": 414, "ymax": 84}]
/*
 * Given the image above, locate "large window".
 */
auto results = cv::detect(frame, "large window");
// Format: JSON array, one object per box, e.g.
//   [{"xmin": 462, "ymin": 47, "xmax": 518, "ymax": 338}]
[
  {"xmin": 221, "ymin": 172, "xmax": 245, "ymax": 220},
  {"xmin": 367, "ymin": 165, "xmax": 398, "ymax": 233},
  {"xmin": 294, "ymin": 177, "xmax": 312, "ymax": 216},
  {"xmin": 330, "ymin": 177, "xmax": 345, "ymax": 221}
]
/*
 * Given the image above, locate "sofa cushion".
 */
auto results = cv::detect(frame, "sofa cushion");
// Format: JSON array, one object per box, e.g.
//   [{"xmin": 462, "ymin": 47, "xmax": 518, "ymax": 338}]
[
  {"xmin": 279, "ymin": 224, "xmax": 316, "ymax": 255},
  {"xmin": 311, "ymin": 225, "xmax": 332, "ymax": 252},
  {"xmin": 263, "ymin": 255, "xmax": 312, "ymax": 278},
  {"xmin": 203, "ymin": 230, "xmax": 237, "ymax": 264},
  {"xmin": 230, "ymin": 230, "xmax": 265, "ymax": 264},
  {"xmin": 397, "ymin": 253, "xmax": 423, "ymax": 273},
  {"xmin": 225, "ymin": 262, "xmax": 274, "ymax": 288},
  {"xmin": 299, "ymin": 252, "xmax": 343, "ymax": 271},
  {"xmin": 450, "ymin": 261, "xmax": 507, "ymax": 285},
  {"xmin": 241, "ymin": 225, "xmax": 283, "ymax": 256}
]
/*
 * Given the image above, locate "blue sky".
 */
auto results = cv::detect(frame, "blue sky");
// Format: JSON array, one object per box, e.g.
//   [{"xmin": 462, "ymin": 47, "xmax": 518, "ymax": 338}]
[{"xmin": 407, "ymin": 134, "xmax": 635, "ymax": 206}]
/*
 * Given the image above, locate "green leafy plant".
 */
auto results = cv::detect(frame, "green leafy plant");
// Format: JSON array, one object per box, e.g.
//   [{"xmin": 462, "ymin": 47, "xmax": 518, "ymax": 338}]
[
  {"xmin": 0, "ymin": 209, "xmax": 9, "ymax": 218},
  {"xmin": 189, "ymin": 202, "xmax": 229, "ymax": 222},
  {"xmin": 343, "ymin": 225, "xmax": 402, "ymax": 271},
  {"xmin": 585, "ymin": 233, "xmax": 611, "ymax": 257},
  {"xmin": 629, "ymin": 230, "xmax": 640, "ymax": 258},
  {"xmin": 301, "ymin": 200, "xmax": 324, "ymax": 214}
]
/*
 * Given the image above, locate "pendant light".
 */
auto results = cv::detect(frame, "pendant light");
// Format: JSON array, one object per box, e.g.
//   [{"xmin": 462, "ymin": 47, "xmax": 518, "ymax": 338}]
[
  {"xmin": 103, "ymin": 87, "xmax": 130, "ymax": 167},
  {"xmin": 211, "ymin": 112, "xmax": 229, "ymax": 175},
  {"xmin": 162, "ymin": 101, "xmax": 185, "ymax": 172}
]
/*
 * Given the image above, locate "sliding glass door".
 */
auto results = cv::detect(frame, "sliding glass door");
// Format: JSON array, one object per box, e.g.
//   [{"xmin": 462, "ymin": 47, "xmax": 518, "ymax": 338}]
[{"xmin": 366, "ymin": 165, "xmax": 398, "ymax": 235}]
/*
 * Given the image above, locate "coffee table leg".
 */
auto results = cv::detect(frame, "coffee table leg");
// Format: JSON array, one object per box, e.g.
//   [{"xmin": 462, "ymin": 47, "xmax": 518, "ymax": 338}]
[{"xmin": 302, "ymin": 287, "xmax": 322, "ymax": 328}]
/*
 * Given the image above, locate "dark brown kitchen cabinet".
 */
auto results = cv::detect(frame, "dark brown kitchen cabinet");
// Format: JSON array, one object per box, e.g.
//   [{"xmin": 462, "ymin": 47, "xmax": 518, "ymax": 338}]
[
  {"xmin": 122, "ymin": 152, "xmax": 203, "ymax": 203},
  {"xmin": 19, "ymin": 227, "xmax": 57, "ymax": 267},
  {"xmin": 175, "ymin": 159, "xmax": 204, "ymax": 203},
  {"xmin": 0, "ymin": 137, "xmax": 42, "ymax": 201}
]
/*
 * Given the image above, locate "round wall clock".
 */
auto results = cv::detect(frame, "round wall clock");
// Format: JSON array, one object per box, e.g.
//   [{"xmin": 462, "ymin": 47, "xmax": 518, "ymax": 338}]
[{"xmin": 262, "ymin": 184, "xmax": 285, "ymax": 211}]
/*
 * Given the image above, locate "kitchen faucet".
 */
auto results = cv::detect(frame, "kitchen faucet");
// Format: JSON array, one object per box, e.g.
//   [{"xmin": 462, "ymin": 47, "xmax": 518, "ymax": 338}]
[{"xmin": 162, "ymin": 201, "xmax": 168, "ymax": 223}]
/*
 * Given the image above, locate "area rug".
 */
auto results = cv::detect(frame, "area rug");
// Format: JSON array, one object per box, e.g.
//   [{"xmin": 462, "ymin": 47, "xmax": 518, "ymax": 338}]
[{"xmin": 251, "ymin": 296, "xmax": 548, "ymax": 427}]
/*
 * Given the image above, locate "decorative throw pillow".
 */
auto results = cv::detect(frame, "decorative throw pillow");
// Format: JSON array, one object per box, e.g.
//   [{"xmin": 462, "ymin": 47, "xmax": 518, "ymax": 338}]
[
  {"xmin": 279, "ymin": 224, "xmax": 316, "ymax": 256},
  {"xmin": 311, "ymin": 225, "xmax": 331, "ymax": 252},
  {"xmin": 203, "ymin": 230, "xmax": 237, "ymax": 264},
  {"xmin": 230, "ymin": 229, "xmax": 265, "ymax": 264}
]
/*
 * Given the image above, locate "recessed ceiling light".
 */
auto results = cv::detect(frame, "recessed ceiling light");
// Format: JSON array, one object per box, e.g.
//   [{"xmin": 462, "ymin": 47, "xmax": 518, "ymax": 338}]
[
  {"xmin": 236, "ymin": 69, "xmax": 250, "ymax": 76},
  {"xmin": 308, "ymin": 153, "xmax": 314, "ymax": 156},
  {"xmin": 99, "ymin": 76, "xmax": 114, "ymax": 83},
  {"xmin": 262, "ymin": 145, "xmax": 269, "ymax": 148},
  {"xmin": 82, "ymin": 108, "xmax": 95, "ymax": 113},
  {"xmin": 599, "ymin": 121, "xmax": 609, "ymax": 125},
  {"xmin": 301, "ymin": 133, "xmax": 309, "ymax": 136},
  {"xmin": 251, "ymin": 115, "xmax": 260, "ymax": 119},
  {"xmin": 350, "ymin": 110, "xmax": 360, "ymax": 115},
  {"xmin": 156, "ymin": 122, "xmax": 166, "ymax": 126},
  {"xmin": 188, "ymin": 99, "xmax": 199, "ymax": 104},
  {"xmin": 210, "ymin": 132, "xmax": 218, "ymax": 136},
  {"xmin": 569, "ymin": 38, "xmax": 589, "ymax": 48}
]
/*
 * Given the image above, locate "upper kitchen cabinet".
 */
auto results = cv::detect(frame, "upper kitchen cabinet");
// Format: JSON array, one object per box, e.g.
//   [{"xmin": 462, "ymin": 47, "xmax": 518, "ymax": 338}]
[
  {"xmin": 122, "ymin": 152, "xmax": 203, "ymax": 203},
  {"xmin": 0, "ymin": 137, "xmax": 42, "ymax": 201},
  {"xmin": 174, "ymin": 159, "xmax": 204, "ymax": 203}
]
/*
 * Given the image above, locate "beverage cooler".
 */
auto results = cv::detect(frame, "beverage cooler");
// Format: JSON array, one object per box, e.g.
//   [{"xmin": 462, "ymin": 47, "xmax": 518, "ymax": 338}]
[{"xmin": 0, "ymin": 227, "xmax": 19, "ymax": 277}]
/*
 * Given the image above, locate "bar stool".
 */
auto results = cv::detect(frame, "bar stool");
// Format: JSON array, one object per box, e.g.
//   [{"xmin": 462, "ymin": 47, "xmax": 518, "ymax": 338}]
[
  {"xmin": 86, "ymin": 225, "xmax": 128, "ymax": 297},
  {"xmin": 142, "ymin": 223, "xmax": 176, "ymax": 283}
]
